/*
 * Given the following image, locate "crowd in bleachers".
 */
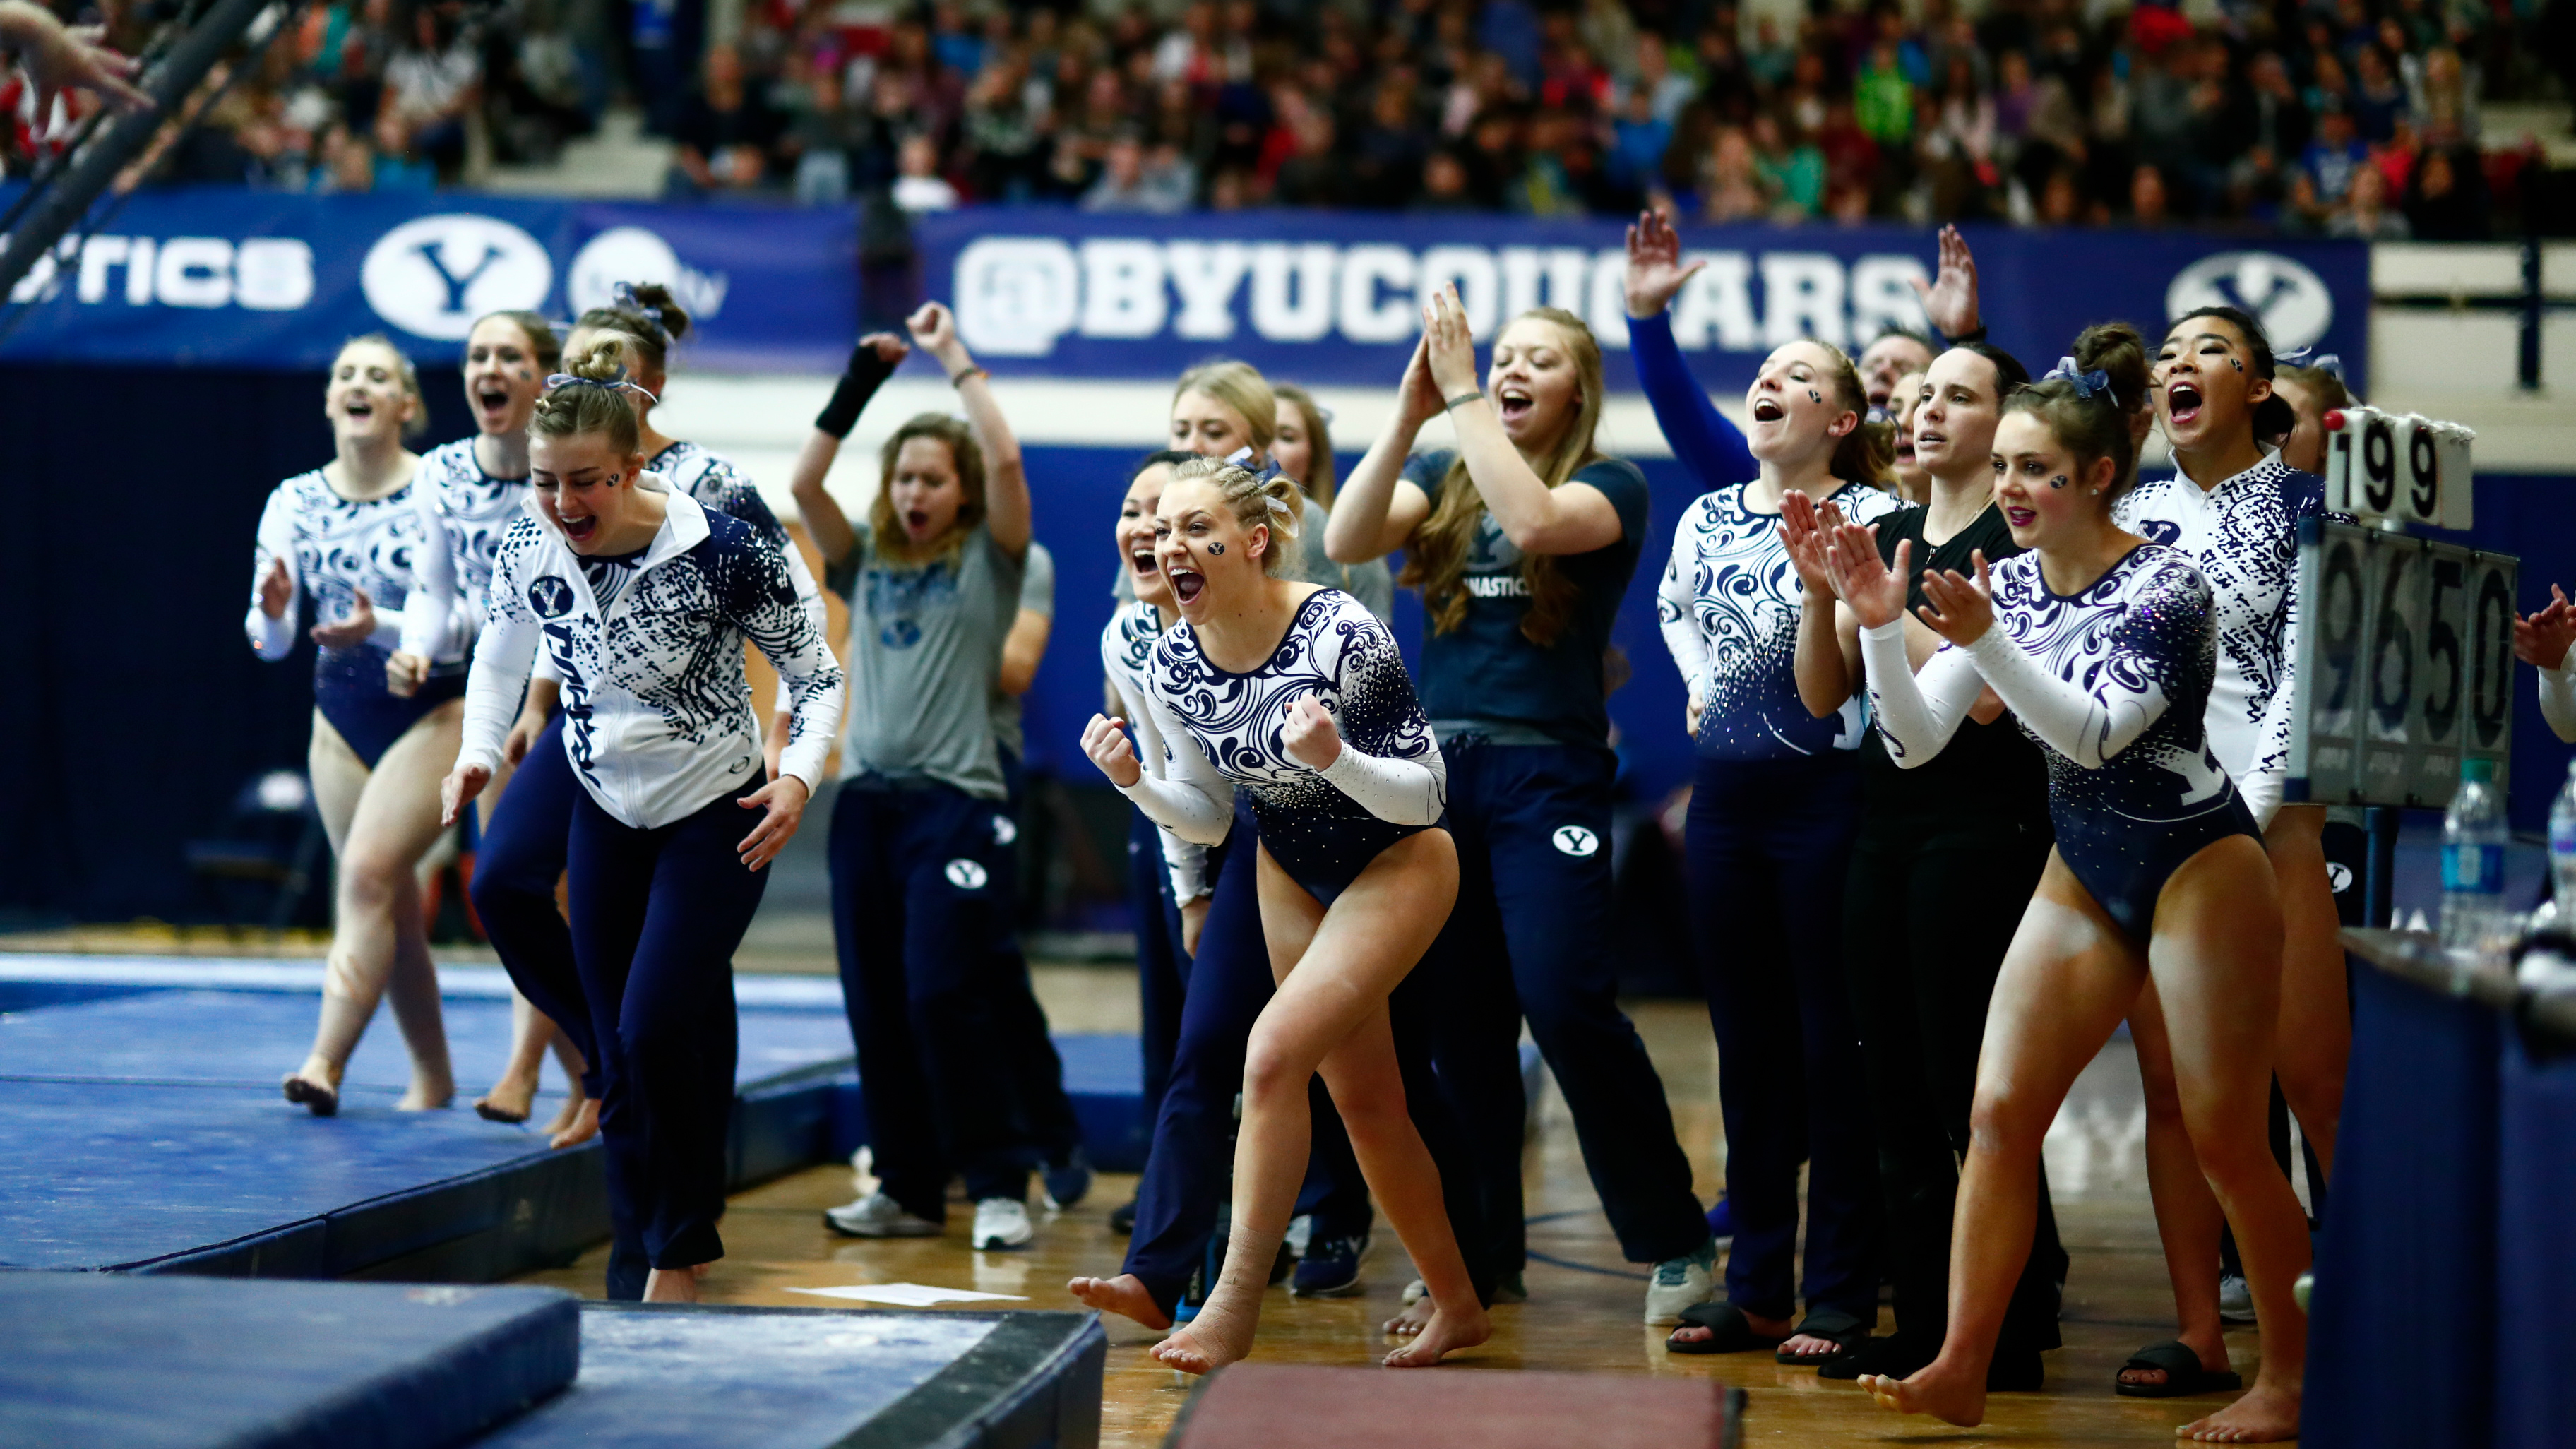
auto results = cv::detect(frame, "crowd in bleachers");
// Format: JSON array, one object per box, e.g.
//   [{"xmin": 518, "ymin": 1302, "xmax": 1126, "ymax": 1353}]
[{"xmin": 8, "ymin": 0, "xmax": 2564, "ymax": 236}]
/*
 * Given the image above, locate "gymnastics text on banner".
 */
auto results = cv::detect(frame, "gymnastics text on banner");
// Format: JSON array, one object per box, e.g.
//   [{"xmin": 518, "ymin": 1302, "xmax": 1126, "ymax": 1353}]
[
  {"xmin": 914, "ymin": 210, "xmax": 2368, "ymax": 395},
  {"xmin": 0, "ymin": 187, "xmax": 859, "ymax": 372}
]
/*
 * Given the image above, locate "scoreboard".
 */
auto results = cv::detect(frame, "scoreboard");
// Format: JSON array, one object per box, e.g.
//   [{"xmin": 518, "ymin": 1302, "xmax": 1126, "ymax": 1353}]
[{"xmin": 2286, "ymin": 518, "xmax": 2518, "ymax": 810}]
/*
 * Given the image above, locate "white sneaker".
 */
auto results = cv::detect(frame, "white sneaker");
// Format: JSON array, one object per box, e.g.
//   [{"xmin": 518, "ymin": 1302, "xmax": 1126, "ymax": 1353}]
[
  {"xmin": 2218, "ymin": 1271, "xmax": 2257, "ymax": 1324},
  {"xmin": 824, "ymin": 1191, "xmax": 942, "ymax": 1239},
  {"xmin": 973, "ymin": 1197, "xmax": 1033, "ymax": 1251},
  {"xmin": 1401, "ymin": 1277, "xmax": 1427, "ymax": 1306},
  {"xmin": 1645, "ymin": 1241, "xmax": 1719, "ymax": 1325}
]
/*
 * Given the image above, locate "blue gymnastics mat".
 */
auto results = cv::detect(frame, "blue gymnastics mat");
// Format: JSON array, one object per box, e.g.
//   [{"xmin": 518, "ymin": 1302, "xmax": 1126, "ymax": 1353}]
[
  {"xmin": 0, "ymin": 1273, "xmax": 579, "ymax": 1449},
  {"xmin": 475, "ymin": 1305, "xmax": 1104, "ymax": 1449},
  {"xmin": 0, "ymin": 960, "xmax": 1148, "ymax": 1280}
]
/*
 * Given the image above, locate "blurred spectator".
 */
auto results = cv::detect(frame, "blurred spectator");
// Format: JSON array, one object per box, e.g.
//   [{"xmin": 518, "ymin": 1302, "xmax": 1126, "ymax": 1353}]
[
  {"xmin": 1606, "ymin": 79, "xmax": 1672, "ymax": 202},
  {"xmin": 2130, "ymin": 161, "xmax": 2172, "ymax": 225},
  {"xmin": 1619, "ymin": 32, "xmax": 1695, "ymax": 126},
  {"xmin": 373, "ymin": 107, "xmax": 436, "ymax": 191},
  {"xmin": 1753, "ymin": 112, "xmax": 1823, "ymax": 220},
  {"xmin": 1414, "ymin": 146, "xmax": 1479, "ymax": 212},
  {"xmin": 2303, "ymin": 100, "xmax": 2370, "ymax": 204},
  {"xmin": 890, "ymin": 131, "xmax": 958, "ymax": 214},
  {"xmin": 1855, "ymin": 42, "xmax": 1914, "ymax": 148},
  {"xmin": 789, "ymin": 64, "xmax": 882, "ymax": 204},
  {"xmin": 1702, "ymin": 124, "xmax": 1765, "ymax": 222},
  {"xmin": 2330, "ymin": 160, "xmax": 2411, "ymax": 236},
  {"xmin": 1083, "ymin": 131, "xmax": 1191, "ymax": 213},
  {"xmin": 382, "ymin": 3, "xmax": 477, "ymax": 178},
  {"xmin": 2405, "ymin": 143, "xmax": 2487, "ymax": 238},
  {"xmin": 668, "ymin": 43, "xmax": 780, "ymax": 198}
]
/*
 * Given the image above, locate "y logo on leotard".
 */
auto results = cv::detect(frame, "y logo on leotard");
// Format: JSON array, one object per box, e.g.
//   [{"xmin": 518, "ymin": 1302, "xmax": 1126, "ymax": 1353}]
[
  {"xmin": 944, "ymin": 859, "xmax": 989, "ymax": 890},
  {"xmin": 1552, "ymin": 825, "xmax": 1599, "ymax": 857},
  {"xmin": 528, "ymin": 575, "xmax": 575, "ymax": 618}
]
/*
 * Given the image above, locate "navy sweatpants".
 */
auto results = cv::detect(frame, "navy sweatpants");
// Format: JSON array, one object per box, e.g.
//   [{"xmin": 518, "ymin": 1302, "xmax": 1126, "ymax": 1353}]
[
  {"xmin": 468, "ymin": 714, "xmax": 602, "ymax": 1097},
  {"xmin": 1426, "ymin": 738, "xmax": 1710, "ymax": 1275},
  {"xmin": 1131, "ymin": 806, "xmax": 1191, "ymax": 1126},
  {"xmin": 1123, "ymin": 802, "xmax": 1482, "ymax": 1316},
  {"xmin": 1686, "ymin": 753, "xmax": 1880, "ymax": 1322},
  {"xmin": 992, "ymin": 751, "xmax": 1081, "ymax": 1171},
  {"xmin": 829, "ymin": 780, "xmax": 1033, "ymax": 1217},
  {"xmin": 566, "ymin": 775, "xmax": 768, "ymax": 1272}
]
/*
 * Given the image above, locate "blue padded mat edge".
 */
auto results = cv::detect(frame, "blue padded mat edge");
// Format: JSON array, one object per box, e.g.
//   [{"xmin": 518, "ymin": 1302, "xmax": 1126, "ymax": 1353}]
[{"xmin": 0, "ymin": 1273, "xmax": 579, "ymax": 1449}]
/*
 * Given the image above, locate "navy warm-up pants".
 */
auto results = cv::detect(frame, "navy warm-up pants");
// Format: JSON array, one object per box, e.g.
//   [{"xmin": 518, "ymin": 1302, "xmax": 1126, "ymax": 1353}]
[
  {"xmin": 565, "ymin": 773, "xmax": 769, "ymax": 1275},
  {"xmin": 1686, "ymin": 753, "xmax": 1880, "ymax": 1323},
  {"xmin": 992, "ymin": 750, "xmax": 1082, "ymax": 1173},
  {"xmin": 469, "ymin": 715, "xmax": 601, "ymax": 1098},
  {"xmin": 1426, "ymin": 737, "xmax": 1710, "ymax": 1277},
  {"xmin": 829, "ymin": 780, "xmax": 1034, "ymax": 1217},
  {"xmin": 1122, "ymin": 801, "xmax": 1480, "ymax": 1317}
]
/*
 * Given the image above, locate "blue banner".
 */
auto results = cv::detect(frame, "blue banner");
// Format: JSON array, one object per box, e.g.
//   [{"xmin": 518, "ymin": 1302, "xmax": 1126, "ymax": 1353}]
[
  {"xmin": 917, "ymin": 209, "xmax": 2371, "ymax": 394},
  {"xmin": 0, "ymin": 188, "xmax": 858, "ymax": 371}
]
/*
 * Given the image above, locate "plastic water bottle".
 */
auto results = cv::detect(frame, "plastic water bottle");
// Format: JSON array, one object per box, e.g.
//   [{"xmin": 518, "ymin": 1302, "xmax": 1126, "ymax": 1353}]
[
  {"xmin": 2546, "ymin": 758, "xmax": 2576, "ymax": 923},
  {"xmin": 2440, "ymin": 758, "xmax": 2508, "ymax": 955}
]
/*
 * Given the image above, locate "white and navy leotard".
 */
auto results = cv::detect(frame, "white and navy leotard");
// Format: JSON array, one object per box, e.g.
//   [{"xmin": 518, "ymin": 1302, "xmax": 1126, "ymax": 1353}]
[
  {"xmin": 1862, "ymin": 544, "xmax": 2258, "ymax": 941},
  {"xmin": 401, "ymin": 436, "xmax": 530, "ymax": 664},
  {"xmin": 645, "ymin": 441, "xmax": 830, "ymax": 669},
  {"xmin": 246, "ymin": 468, "xmax": 460, "ymax": 768},
  {"xmin": 2113, "ymin": 456, "xmax": 2336, "ymax": 825},
  {"xmin": 1117, "ymin": 588, "xmax": 1445, "ymax": 902},
  {"xmin": 1101, "ymin": 600, "xmax": 1212, "ymax": 902},
  {"xmin": 457, "ymin": 491, "xmax": 845, "ymax": 827},
  {"xmin": 1657, "ymin": 480, "xmax": 1907, "ymax": 758}
]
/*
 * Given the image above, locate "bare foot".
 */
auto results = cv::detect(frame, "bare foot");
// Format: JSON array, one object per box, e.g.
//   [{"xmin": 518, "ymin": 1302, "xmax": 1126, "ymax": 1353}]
[
  {"xmin": 2178, "ymin": 1383, "xmax": 2301, "ymax": 1442},
  {"xmin": 1859, "ymin": 1357, "xmax": 1989, "ymax": 1428},
  {"xmin": 1382, "ymin": 1296, "xmax": 1433, "ymax": 1337},
  {"xmin": 1067, "ymin": 1274, "xmax": 1174, "ymax": 1330},
  {"xmin": 395, "ymin": 1074, "xmax": 453, "ymax": 1111},
  {"xmin": 281, "ymin": 1060, "xmax": 341, "ymax": 1117},
  {"xmin": 1666, "ymin": 1306, "xmax": 1791, "ymax": 1352},
  {"xmin": 474, "ymin": 1071, "xmax": 539, "ymax": 1124},
  {"xmin": 549, "ymin": 1097, "xmax": 601, "ymax": 1150},
  {"xmin": 691, "ymin": 1263, "xmax": 711, "ymax": 1280},
  {"xmin": 540, "ymin": 1092, "xmax": 585, "ymax": 1139},
  {"xmin": 1149, "ymin": 1296, "xmax": 1257, "ymax": 1375},
  {"xmin": 1383, "ymin": 1302, "xmax": 1491, "ymax": 1367},
  {"xmin": 643, "ymin": 1268, "xmax": 702, "ymax": 1304},
  {"xmin": 1779, "ymin": 1331, "xmax": 1842, "ymax": 1359}
]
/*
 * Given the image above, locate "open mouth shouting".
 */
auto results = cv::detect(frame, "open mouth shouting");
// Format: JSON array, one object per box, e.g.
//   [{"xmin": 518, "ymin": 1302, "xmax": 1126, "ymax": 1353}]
[
  {"xmin": 1895, "ymin": 431, "xmax": 1916, "ymax": 463},
  {"xmin": 1496, "ymin": 385, "xmax": 1534, "ymax": 426},
  {"xmin": 341, "ymin": 394, "xmax": 376, "ymax": 424},
  {"xmin": 2002, "ymin": 503, "xmax": 2037, "ymax": 529},
  {"xmin": 474, "ymin": 381, "xmax": 513, "ymax": 424},
  {"xmin": 1168, "ymin": 564, "xmax": 1206, "ymax": 605},
  {"xmin": 1129, "ymin": 544, "xmax": 1159, "ymax": 580},
  {"xmin": 2166, "ymin": 381, "xmax": 2204, "ymax": 429},
  {"xmin": 904, "ymin": 508, "xmax": 934, "ymax": 537},
  {"xmin": 558, "ymin": 508, "xmax": 600, "ymax": 545},
  {"xmin": 1751, "ymin": 396, "xmax": 1787, "ymax": 424}
]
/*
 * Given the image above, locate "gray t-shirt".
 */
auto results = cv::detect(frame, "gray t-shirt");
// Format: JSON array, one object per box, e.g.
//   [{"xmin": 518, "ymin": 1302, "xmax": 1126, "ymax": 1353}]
[
  {"xmin": 1111, "ymin": 494, "xmax": 1394, "ymax": 620},
  {"xmin": 990, "ymin": 539, "xmax": 1055, "ymax": 760},
  {"xmin": 828, "ymin": 520, "xmax": 1023, "ymax": 800}
]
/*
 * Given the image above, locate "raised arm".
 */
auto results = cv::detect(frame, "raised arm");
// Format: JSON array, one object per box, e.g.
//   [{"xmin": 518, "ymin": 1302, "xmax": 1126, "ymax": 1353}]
[
  {"xmin": 911, "ymin": 301, "xmax": 1027, "ymax": 559},
  {"xmin": 1326, "ymin": 334, "xmax": 1441, "ymax": 564},
  {"xmin": 792, "ymin": 334, "xmax": 905, "ymax": 568},
  {"xmin": 1625, "ymin": 212, "xmax": 1758, "ymax": 490}
]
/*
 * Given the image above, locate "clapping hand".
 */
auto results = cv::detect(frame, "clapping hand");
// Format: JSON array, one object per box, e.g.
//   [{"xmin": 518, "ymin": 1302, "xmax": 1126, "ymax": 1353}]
[
  {"xmin": 1282, "ymin": 696, "xmax": 1342, "ymax": 770},
  {"xmin": 309, "ymin": 588, "xmax": 376, "ymax": 648},
  {"xmin": 1822, "ymin": 521, "xmax": 1906, "ymax": 628},
  {"xmin": 1422, "ymin": 284, "xmax": 1481, "ymax": 398},
  {"xmin": 1081, "ymin": 714, "xmax": 1144, "ymax": 788},
  {"xmin": 1916, "ymin": 551, "xmax": 1999, "ymax": 647},
  {"xmin": 2516, "ymin": 584, "xmax": 2576, "ymax": 669},
  {"xmin": 1779, "ymin": 492, "xmax": 1846, "ymax": 598},
  {"xmin": 257, "ymin": 558, "xmax": 292, "ymax": 619}
]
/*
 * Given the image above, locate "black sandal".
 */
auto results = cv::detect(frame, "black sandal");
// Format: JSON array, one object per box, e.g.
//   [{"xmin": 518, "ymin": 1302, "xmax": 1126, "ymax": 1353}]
[
  {"xmin": 2114, "ymin": 1340, "xmax": 2242, "ymax": 1398},
  {"xmin": 1775, "ymin": 1306, "xmax": 1872, "ymax": 1366},
  {"xmin": 1664, "ymin": 1301, "xmax": 1789, "ymax": 1356}
]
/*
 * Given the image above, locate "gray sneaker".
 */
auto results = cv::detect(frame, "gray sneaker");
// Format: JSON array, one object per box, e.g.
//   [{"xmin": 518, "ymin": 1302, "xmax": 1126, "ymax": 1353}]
[
  {"xmin": 823, "ymin": 1191, "xmax": 943, "ymax": 1239},
  {"xmin": 1646, "ymin": 1239, "xmax": 1719, "ymax": 1324},
  {"xmin": 2217, "ymin": 1271, "xmax": 2256, "ymax": 1324}
]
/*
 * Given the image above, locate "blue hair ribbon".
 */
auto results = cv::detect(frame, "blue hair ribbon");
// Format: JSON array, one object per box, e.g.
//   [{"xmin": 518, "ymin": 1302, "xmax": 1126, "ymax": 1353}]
[
  {"xmin": 2279, "ymin": 346, "xmax": 2344, "ymax": 384},
  {"xmin": 1223, "ymin": 446, "xmax": 1302, "ymax": 536},
  {"xmin": 2044, "ymin": 356, "xmax": 2113, "ymax": 399},
  {"xmin": 609, "ymin": 282, "xmax": 672, "ymax": 344}
]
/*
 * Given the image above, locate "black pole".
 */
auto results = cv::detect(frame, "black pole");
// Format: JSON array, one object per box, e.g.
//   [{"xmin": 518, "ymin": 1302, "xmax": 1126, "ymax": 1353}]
[
  {"xmin": 0, "ymin": 0, "xmax": 275, "ymax": 307},
  {"xmin": 2520, "ymin": 231, "xmax": 2544, "ymax": 393},
  {"xmin": 2366, "ymin": 806, "xmax": 2401, "ymax": 930}
]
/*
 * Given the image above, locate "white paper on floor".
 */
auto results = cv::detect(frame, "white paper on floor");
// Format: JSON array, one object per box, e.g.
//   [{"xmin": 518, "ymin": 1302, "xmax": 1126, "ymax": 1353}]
[{"xmin": 785, "ymin": 1283, "xmax": 1030, "ymax": 1307}]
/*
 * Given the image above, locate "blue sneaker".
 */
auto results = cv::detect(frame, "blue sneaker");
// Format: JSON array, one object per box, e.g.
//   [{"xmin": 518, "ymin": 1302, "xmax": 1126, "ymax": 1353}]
[
  {"xmin": 1705, "ymin": 1197, "xmax": 1734, "ymax": 1244},
  {"xmin": 1042, "ymin": 1149, "xmax": 1092, "ymax": 1211},
  {"xmin": 1289, "ymin": 1232, "xmax": 1371, "ymax": 1297}
]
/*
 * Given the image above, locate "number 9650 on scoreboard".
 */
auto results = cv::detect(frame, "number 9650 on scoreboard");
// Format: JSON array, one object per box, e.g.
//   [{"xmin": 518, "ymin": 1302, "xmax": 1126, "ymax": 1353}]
[{"xmin": 2287, "ymin": 518, "xmax": 2517, "ymax": 810}]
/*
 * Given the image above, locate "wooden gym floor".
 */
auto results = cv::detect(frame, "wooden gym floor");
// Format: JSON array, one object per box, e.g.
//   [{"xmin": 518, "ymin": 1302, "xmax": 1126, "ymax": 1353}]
[{"xmin": 515, "ymin": 972, "xmax": 2297, "ymax": 1446}]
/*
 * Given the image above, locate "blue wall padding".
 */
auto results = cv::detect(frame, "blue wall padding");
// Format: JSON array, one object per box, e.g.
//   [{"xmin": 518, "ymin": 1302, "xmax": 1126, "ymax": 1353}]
[{"xmin": 0, "ymin": 1274, "xmax": 578, "ymax": 1449}]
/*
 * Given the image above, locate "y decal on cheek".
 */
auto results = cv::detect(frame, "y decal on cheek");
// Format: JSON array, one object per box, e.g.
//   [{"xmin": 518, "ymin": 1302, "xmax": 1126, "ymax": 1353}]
[
  {"xmin": 1207, "ymin": 542, "xmax": 1225, "ymax": 555},
  {"xmin": 2229, "ymin": 357, "xmax": 2243, "ymax": 371},
  {"xmin": 2051, "ymin": 475, "xmax": 2069, "ymax": 489},
  {"xmin": 1808, "ymin": 389, "xmax": 1822, "ymax": 403}
]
